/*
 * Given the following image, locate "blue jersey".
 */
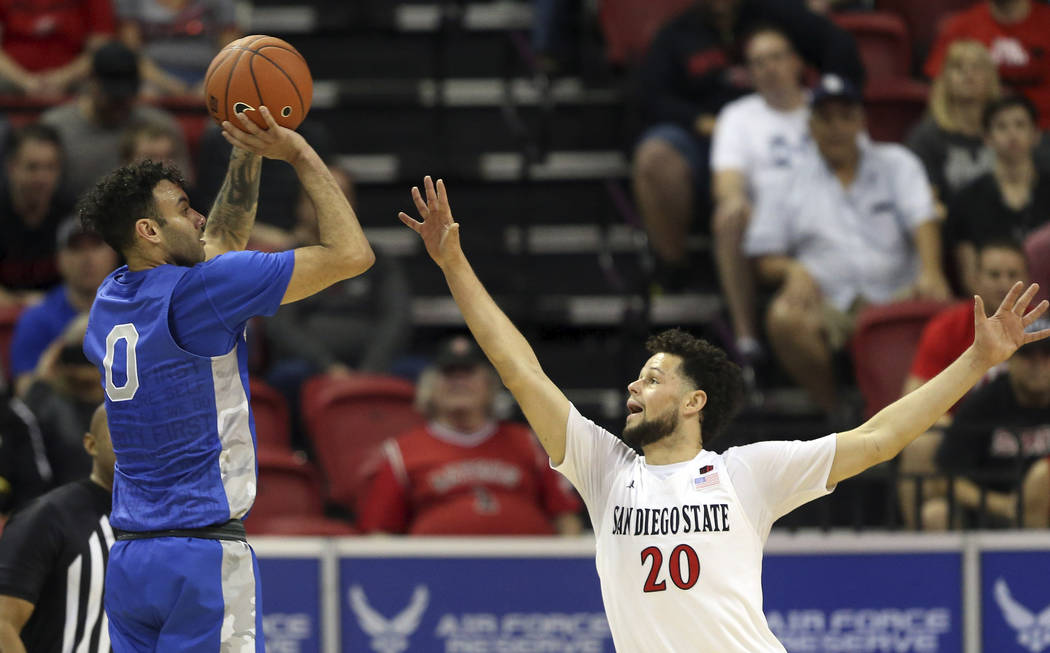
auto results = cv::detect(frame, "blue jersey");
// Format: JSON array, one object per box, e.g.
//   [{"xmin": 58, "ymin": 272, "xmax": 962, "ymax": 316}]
[{"xmin": 84, "ymin": 250, "xmax": 294, "ymax": 531}]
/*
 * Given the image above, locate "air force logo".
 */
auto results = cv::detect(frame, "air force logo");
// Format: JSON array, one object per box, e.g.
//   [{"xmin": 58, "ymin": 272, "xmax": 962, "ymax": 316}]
[
  {"xmin": 349, "ymin": 584, "xmax": 429, "ymax": 653},
  {"xmin": 995, "ymin": 578, "xmax": 1050, "ymax": 653}
]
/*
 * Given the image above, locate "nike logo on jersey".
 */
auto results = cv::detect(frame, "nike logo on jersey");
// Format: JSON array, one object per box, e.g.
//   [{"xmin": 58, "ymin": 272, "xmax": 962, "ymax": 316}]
[{"xmin": 610, "ymin": 504, "xmax": 730, "ymax": 536}]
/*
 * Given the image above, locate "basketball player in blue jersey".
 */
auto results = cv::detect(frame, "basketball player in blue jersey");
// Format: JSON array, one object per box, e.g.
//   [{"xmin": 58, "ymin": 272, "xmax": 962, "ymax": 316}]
[{"xmin": 79, "ymin": 106, "xmax": 374, "ymax": 652}]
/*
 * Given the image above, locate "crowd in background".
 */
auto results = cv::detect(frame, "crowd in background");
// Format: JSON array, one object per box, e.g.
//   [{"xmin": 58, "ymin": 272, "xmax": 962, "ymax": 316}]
[{"xmin": 0, "ymin": 0, "xmax": 1048, "ymax": 537}]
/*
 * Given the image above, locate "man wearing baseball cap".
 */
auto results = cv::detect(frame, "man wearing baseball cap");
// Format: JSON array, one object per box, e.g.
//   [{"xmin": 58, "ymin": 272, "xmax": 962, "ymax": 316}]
[
  {"xmin": 926, "ymin": 316, "xmax": 1050, "ymax": 529},
  {"xmin": 745, "ymin": 74, "xmax": 953, "ymax": 421},
  {"xmin": 9, "ymin": 218, "xmax": 117, "ymax": 396},
  {"xmin": 40, "ymin": 41, "xmax": 190, "ymax": 199},
  {"xmin": 358, "ymin": 335, "xmax": 583, "ymax": 535}
]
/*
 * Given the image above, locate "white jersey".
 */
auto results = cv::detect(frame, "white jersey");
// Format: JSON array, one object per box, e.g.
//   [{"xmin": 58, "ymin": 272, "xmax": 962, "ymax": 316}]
[
  {"xmin": 710, "ymin": 93, "xmax": 810, "ymax": 200},
  {"xmin": 553, "ymin": 405, "xmax": 837, "ymax": 652}
]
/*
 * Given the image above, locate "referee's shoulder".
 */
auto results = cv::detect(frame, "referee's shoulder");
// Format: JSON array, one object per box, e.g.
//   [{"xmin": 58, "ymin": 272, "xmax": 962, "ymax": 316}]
[{"xmin": 3, "ymin": 481, "xmax": 89, "ymax": 531}]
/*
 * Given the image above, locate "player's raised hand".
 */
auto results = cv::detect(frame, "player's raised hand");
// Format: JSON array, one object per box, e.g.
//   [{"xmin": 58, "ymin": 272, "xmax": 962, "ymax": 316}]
[
  {"xmin": 972, "ymin": 281, "xmax": 1049, "ymax": 368},
  {"xmin": 221, "ymin": 105, "xmax": 307, "ymax": 163},
  {"xmin": 399, "ymin": 176, "xmax": 461, "ymax": 268}
]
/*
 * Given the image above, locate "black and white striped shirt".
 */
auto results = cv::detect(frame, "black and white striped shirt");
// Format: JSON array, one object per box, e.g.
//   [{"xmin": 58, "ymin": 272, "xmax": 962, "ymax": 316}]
[{"xmin": 0, "ymin": 478, "xmax": 112, "ymax": 653}]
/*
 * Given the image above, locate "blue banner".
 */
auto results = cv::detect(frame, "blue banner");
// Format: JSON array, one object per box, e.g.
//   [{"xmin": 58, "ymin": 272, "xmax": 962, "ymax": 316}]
[
  {"xmin": 981, "ymin": 550, "xmax": 1050, "ymax": 653},
  {"xmin": 762, "ymin": 553, "xmax": 962, "ymax": 653},
  {"xmin": 259, "ymin": 557, "xmax": 323, "ymax": 653},
  {"xmin": 340, "ymin": 556, "xmax": 613, "ymax": 653}
]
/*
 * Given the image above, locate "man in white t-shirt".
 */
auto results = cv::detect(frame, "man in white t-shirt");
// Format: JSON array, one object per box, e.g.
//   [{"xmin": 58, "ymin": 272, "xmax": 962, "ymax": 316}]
[
  {"xmin": 398, "ymin": 175, "xmax": 1050, "ymax": 653},
  {"xmin": 710, "ymin": 25, "xmax": 811, "ymax": 368}
]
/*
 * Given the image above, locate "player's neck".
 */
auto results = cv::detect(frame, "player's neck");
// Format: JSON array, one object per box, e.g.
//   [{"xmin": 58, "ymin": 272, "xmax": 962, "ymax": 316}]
[
  {"xmin": 435, "ymin": 410, "xmax": 490, "ymax": 435},
  {"xmin": 90, "ymin": 469, "xmax": 113, "ymax": 492},
  {"xmin": 642, "ymin": 429, "xmax": 704, "ymax": 465},
  {"xmin": 125, "ymin": 247, "xmax": 165, "ymax": 272}
]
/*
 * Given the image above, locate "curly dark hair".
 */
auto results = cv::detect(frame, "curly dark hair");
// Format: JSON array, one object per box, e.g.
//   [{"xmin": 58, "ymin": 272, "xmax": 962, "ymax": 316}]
[
  {"xmin": 645, "ymin": 328, "xmax": 745, "ymax": 443},
  {"xmin": 76, "ymin": 160, "xmax": 186, "ymax": 255}
]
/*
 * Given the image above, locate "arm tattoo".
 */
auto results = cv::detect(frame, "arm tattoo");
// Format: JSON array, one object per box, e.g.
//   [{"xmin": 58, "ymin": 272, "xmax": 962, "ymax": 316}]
[{"xmin": 205, "ymin": 148, "xmax": 262, "ymax": 250}]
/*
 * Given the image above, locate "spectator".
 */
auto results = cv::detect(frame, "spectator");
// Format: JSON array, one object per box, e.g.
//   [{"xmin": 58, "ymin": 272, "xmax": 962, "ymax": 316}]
[
  {"xmin": 40, "ymin": 41, "xmax": 191, "ymax": 200},
  {"xmin": 0, "ymin": 398, "xmax": 52, "ymax": 516},
  {"xmin": 922, "ymin": 316, "xmax": 1050, "ymax": 530},
  {"xmin": 745, "ymin": 75, "xmax": 950, "ymax": 417},
  {"xmin": 946, "ymin": 95, "xmax": 1050, "ymax": 295},
  {"xmin": 0, "ymin": 125, "xmax": 71, "ymax": 306},
  {"xmin": 0, "ymin": 404, "xmax": 112, "ymax": 653},
  {"xmin": 896, "ymin": 239, "xmax": 1029, "ymax": 527},
  {"xmin": 631, "ymin": 0, "xmax": 863, "ymax": 291},
  {"xmin": 925, "ymin": 0, "xmax": 1050, "ymax": 130},
  {"xmin": 0, "ymin": 0, "xmax": 115, "ymax": 97},
  {"xmin": 264, "ymin": 166, "xmax": 411, "ymax": 424},
  {"xmin": 9, "ymin": 219, "xmax": 118, "ymax": 396},
  {"xmin": 19, "ymin": 316, "xmax": 103, "ymax": 488},
  {"xmin": 116, "ymin": 0, "xmax": 240, "ymax": 97},
  {"xmin": 120, "ymin": 119, "xmax": 183, "ymax": 167},
  {"xmin": 358, "ymin": 336, "xmax": 583, "ymax": 536},
  {"xmin": 907, "ymin": 40, "xmax": 1000, "ymax": 213},
  {"xmin": 709, "ymin": 25, "xmax": 811, "ymax": 366}
]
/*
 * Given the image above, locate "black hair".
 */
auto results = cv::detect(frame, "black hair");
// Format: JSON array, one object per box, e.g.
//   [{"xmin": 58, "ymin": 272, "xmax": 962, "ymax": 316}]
[
  {"xmin": 3, "ymin": 123, "xmax": 62, "ymax": 163},
  {"xmin": 645, "ymin": 328, "xmax": 745, "ymax": 443},
  {"xmin": 76, "ymin": 160, "xmax": 186, "ymax": 255},
  {"xmin": 982, "ymin": 94, "xmax": 1039, "ymax": 132}
]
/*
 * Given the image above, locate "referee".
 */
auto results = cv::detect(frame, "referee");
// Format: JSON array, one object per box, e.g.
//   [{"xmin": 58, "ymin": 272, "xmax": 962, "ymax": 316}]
[{"xmin": 0, "ymin": 404, "xmax": 113, "ymax": 653}]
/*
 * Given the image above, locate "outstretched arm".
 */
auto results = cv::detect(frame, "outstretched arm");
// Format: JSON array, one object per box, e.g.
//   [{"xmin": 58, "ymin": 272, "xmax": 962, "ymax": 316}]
[
  {"xmin": 399, "ymin": 177, "xmax": 571, "ymax": 464},
  {"xmin": 203, "ymin": 119, "xmax": 262, "ymax": 258},
  {"xmin": 829, "ymin": 283, "xmax": 1049, "ymax": 486},
  {"xmin": 221, "ymin": 106, "xmax": 375, "ymax": 303}
]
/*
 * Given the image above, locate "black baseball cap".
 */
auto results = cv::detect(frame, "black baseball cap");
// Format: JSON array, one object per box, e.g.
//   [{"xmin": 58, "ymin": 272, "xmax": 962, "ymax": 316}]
[
  {"xmin": 55, "ymin": 217, "xmax": 104, "ymax": 250},
  {"xmin": 433, "ymin": 336, "xmax": 486, "ymax": 370},
  {"xmin": 811, "ymin": 73, "xmax": 862, "ymax": 106},
  {"xmin": 92, "ymin": 42, "xmax": 141, "ymax": 99}
]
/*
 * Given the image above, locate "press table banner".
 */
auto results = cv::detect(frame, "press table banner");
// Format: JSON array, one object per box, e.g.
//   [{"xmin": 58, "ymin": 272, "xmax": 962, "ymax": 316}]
[
  {"xmin": 980, "ymin": 548, "xmax": 1050, "ymax": 653},
  {"xmin": 250, "ymin": 533, "xmax": 1050, "ymax": 653}
]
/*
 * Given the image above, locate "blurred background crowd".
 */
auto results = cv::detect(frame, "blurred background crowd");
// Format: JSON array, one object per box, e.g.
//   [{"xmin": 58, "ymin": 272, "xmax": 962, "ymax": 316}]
[{"xmin": 0, "ymin": 0, "xmax": 1048, "ymax": 536}]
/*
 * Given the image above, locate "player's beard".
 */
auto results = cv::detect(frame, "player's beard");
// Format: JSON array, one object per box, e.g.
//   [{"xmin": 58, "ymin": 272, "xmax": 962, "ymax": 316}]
[{"xmin": 622, "ymin": 405, "xmax": 679, "ymax": 449}]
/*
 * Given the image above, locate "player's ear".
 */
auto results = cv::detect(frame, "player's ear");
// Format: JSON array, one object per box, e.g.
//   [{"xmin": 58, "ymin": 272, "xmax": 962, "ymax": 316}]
[
  {"xmin": 682, "ymin": 389, "xmax": 707, "ymax": 417},
  {"xmin": 134, "ymin": 217, "xmax": 162, "ymax": 243},
  {"xmin": 83, "ymin": 431, "xmax": 97, "ymax": 456}
]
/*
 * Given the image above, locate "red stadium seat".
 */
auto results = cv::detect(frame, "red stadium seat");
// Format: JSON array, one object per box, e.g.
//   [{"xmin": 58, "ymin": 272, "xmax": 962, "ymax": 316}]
[
  {"xmin": 249, "ymin": 377, "xmax": 292, "ymax": 452},
  {"xmin": 831, "ymin": 12, "xmax": 911, "ymax": 80},
  {"xmin": 247, "ymin": 448, "xmax": 327, "ymax": 534},
  {"xmin": 301, "ymin": 373, "xmax": 425, "ymax": 508},
  {"xmin": 874, "ymin": 0, "xmax": 977, "ymax": 65},
  {"xmin": 598, "ymin": 0, "xmax": 694, "ymax": 66},
  {"xmin": 863, "ymin": 78, "xmax": 930, "ymax": 142},
  {"xmin": 851, "ymin": 299, "xmax": 953, "ymax": 418},
  {"xmin": 0, "ymin": 304, "xmax": 24, "ymax": 385}
]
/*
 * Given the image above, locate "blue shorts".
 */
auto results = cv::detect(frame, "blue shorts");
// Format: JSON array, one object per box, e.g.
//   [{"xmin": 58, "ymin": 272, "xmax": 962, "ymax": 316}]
[{"xmin": 105, "ymin": 537, "xmax": 264, "ymax": 652}]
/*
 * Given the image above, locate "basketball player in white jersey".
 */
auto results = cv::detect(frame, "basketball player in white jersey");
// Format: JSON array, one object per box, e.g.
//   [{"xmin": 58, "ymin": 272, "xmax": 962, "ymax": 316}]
[{"xmin": 398, "ymin": 176, "xmax": 1050, "ymax": 652}]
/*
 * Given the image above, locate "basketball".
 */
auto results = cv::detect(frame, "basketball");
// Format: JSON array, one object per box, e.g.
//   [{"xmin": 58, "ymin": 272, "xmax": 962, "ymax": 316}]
[{"xmin": 203, "ymin": 35, "xmax": 313, "ymax": 130}]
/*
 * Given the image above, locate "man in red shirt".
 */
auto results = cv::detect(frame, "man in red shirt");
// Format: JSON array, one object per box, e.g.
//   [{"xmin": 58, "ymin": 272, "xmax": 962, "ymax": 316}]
[
  {"xmin": 898, "ymin": 239, "xmax": 1029, "ymax": 527},
  {"xmin": 925, "ymin": 0, "xmax": 1050, "ymax": 129},
  {"xmin": 358, "ymin": 336, "xmax": 583, "ymax": 535},
  {"xmin": 0, "ymin": 0, "xmax": 115, "ymax": 96},
  {"xmin": 906, "ymin": 239, "xmax": 1030, "ymax": 397}
]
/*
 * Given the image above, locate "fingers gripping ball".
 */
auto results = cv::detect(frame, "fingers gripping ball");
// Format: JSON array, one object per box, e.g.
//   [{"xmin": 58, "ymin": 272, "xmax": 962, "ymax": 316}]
[{"xmin": 204, "ymin": 35, "xmax": 313, "ymax": 130}]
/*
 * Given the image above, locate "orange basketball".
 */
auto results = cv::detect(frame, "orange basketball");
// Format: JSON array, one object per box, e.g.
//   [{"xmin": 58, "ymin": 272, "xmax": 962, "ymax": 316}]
[{"xmin": 203, "ymin": 35, "xmax": 313, "ymax": 130}]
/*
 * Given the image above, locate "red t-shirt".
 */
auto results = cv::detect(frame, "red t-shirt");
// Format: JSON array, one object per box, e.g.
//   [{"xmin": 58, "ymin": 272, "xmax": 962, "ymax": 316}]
[
  {"xmin": 0, "ymin": 0, "xmax": 116, "ymax": 72},
  {"xmin": 358, "ymin": 421, "xmax": 581, "ymax": 535},
  {"xmin": 925, "ymin": 2, "xmax": 1050, "ymax": 129},
  {"xmin": 910, "ymin": 301, "xmax": 975, "ymax": 382}
]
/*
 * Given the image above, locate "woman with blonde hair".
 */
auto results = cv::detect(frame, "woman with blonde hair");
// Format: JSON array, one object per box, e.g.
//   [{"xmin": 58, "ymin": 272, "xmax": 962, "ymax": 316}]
[{"xmin": 907, "ymin": 40, "xmax": 1001, "ymax": 211}]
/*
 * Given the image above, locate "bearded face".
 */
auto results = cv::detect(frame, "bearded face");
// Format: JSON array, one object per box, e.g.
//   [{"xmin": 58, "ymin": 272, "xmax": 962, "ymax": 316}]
[{"xmin": 622, "ymin": 403, "xmax": 680, "ymax": 449}]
